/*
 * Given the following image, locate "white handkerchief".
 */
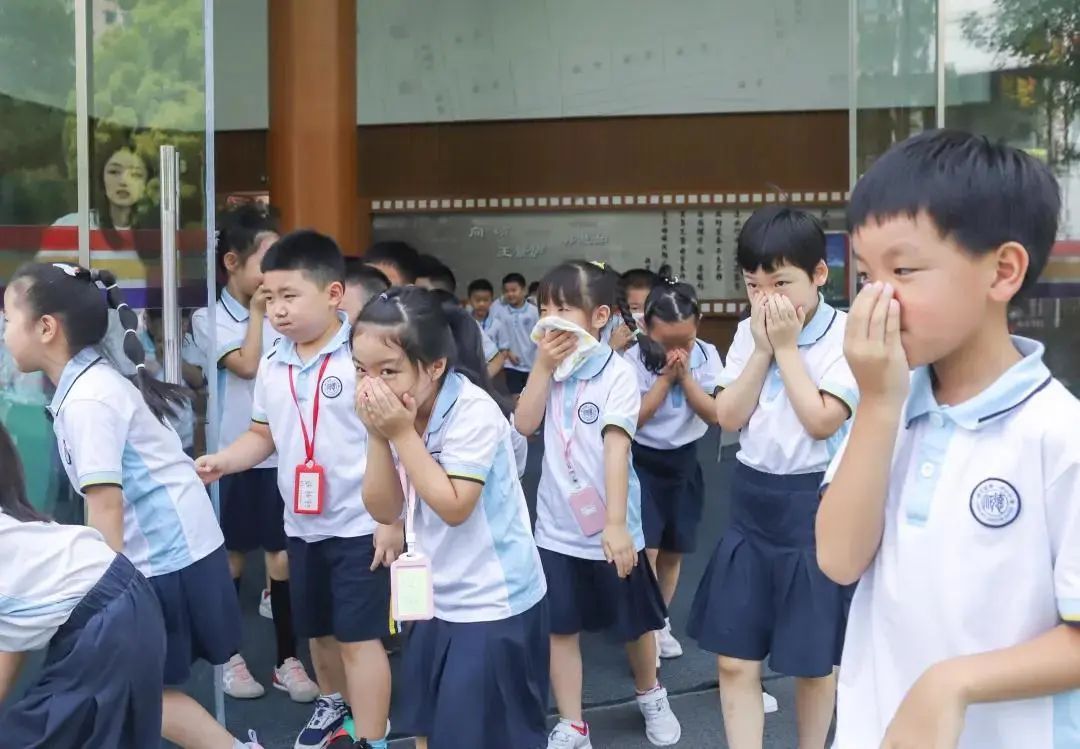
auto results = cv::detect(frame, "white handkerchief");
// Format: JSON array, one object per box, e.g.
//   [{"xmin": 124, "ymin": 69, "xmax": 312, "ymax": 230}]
[{"xmin": 530, "ymin": 317, "xmax": 601, "ymax": 381}]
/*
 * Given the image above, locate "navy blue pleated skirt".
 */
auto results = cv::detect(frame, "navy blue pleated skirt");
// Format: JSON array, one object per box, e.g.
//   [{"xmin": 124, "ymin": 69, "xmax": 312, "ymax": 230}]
[
  {"xmin": 150, "ymin": 544, "xmax": 243, "ymax": 686},
  {"xmin": 396, "ymin": 598, "xmax": 550, "ymax": 749},
  {"xmin": 633, "ymin": 440, "xmax": 705, "ymax": 553},
  {"xmin": 540, "ymin": 548, "xmax": 667, "ymax": 642},
  {"xmin": 0, "ymin": 555, "xmax": 166, "ymax": 749},
  {"xmin": 687, "ymin": 462, "xmax": 845, "ymax": 678}
]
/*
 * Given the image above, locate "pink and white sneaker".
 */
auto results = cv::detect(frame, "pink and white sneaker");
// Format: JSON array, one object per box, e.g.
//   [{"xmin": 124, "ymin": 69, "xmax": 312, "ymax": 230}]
[
  {"xmin": 222, "ymin": 654, "xmax": 265, "ymax": 699},
  {"xmin": 273, "ymin": 657, "xmax": 319, "ymax": 703}
]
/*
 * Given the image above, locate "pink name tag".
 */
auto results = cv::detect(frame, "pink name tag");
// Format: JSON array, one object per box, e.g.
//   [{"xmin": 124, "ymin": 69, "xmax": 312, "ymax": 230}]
[
  {"xmin": 569, "ymin": 486, "xmax": 607, "ymax": 536},
  {"xmin": 391, "ymin": 552, "xmax": 434, "ymax": 621}
]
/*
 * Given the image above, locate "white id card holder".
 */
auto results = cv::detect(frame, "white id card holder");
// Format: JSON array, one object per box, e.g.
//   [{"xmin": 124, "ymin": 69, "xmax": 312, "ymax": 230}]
[{"xmin": 391, "ymin": 551, "xmax": 434, "ymax": 621}]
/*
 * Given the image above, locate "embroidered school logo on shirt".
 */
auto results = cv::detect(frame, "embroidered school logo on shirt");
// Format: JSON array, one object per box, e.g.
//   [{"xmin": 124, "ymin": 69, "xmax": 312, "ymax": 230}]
[
  {"xmin": 578, "ymin": 402, "xmax": 600, "ymax": 424},
  {"xmin": 320, "ymin": 376, "xmax": 343, "ymax": 399},
  {"xmin": 969, "ymin": 478, "xmax": 1021, "ymax": 528}
]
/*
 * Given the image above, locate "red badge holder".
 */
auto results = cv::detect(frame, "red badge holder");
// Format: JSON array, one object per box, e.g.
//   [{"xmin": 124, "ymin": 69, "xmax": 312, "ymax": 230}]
[
  {"xmin": 289, "ymin": 356, "xmax": 333, "ymax": 516},
  {"xmin": 294, "ymin": 461, "xmax": 326, "ymax": 514}
]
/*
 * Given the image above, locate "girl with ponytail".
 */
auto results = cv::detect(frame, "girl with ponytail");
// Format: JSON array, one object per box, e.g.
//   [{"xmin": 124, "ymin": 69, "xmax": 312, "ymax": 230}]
[
  {"xmin": 514, "ymin": 260, "xmax": 682, "ymax": 748},
  {"xmin": 2, "ymin": 262, "xmax": 264, "ymax": 749},
  {"xmin": 625, "ymin": 266, "xmax": 724, "ymax": 662},
  {"xmin": 353, "ymin": 286, "xmax": 549, "ymax": 749}
]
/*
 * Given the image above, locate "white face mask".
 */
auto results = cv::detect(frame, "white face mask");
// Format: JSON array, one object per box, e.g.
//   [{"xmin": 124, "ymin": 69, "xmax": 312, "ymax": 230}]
[{"xmin": 632, "ymin": 312, "xmax": 645, "ymax": 326}]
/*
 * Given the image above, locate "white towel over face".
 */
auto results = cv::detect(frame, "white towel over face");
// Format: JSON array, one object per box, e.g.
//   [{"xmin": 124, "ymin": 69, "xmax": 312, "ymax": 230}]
[{"xmin": 530, "ymin": 317, "xmax": 601, "ymax": 381}]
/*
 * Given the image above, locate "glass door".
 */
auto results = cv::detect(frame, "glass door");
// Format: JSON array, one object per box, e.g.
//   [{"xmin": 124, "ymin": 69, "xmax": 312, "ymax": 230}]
[
  {"xmin": 0, "ymin": 0, "xmax": 224, "ymax": 731},
  {"xmin": 82, "ymin": 0, "xmax": 223, "ymax": 731}
]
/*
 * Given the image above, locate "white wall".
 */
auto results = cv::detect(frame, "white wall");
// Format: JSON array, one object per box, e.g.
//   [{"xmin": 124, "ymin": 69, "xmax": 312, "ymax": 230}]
[{"xmin": 214, "ymin": 0, "xmax": 852, "ymax": 130}]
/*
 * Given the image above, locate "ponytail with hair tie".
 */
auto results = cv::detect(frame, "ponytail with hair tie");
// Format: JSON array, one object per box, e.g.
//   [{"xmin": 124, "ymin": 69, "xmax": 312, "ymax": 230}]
[{"xmin": 636, "ymin": 264, "xmax": 702, "ymax": 374}]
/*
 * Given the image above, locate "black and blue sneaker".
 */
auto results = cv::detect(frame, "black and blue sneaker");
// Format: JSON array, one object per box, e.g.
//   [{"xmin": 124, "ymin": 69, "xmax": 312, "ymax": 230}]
[{"xmin": 294, "ymin": 695, "xmax": 348, "ymax": 749}]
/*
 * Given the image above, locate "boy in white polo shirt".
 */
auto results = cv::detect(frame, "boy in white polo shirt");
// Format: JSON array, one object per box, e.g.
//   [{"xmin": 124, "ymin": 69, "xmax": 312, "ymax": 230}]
[
  {"xmin": 688, "ymin": 206, "xmax": 858, "ymax": 749},
  {"xmin": 197, "ymin": 230, "xmax": 402, "ymax": 749},
  {"xmin": 494, "ymin": 272, "xmax": 539, "ymax": 394},
  {"xmin": 818, "ymin": 130, "xmax": 1080, "ymax": 749}
]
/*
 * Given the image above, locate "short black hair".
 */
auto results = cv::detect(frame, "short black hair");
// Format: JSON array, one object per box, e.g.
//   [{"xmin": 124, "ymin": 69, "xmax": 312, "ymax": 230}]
[
  {"xmin": 622, "ymin": 268, "xmax": 659, "ymax": 290},
  {"xmin": 467, "ymin": 278, "xmax": 494, "ymax": 296},
  {"xmin": 736, "ymin": 206, "xmax": 826, "ymax": 278},
  {"xmin": 502, "ymin": 272, "xmax": 526, "ymax": 288},
  {"xmin": 528, "ymin": 281, "xmax": 539, "ymax": 294},
  {"xmin": 363, "ymin": 240, "xmax": 420, "ymax": 284},
  {"xmin": 848, "ymin": 129, "xmax": 1060, "ymax": 294},
  {"xmin": 416, "ymin": 254, "xmax": 457, "ymax": 293},
  {"xmin": 262, "ymin": 229, "xmax": 344, "ymax": 287},
  {"xmin": 344, "ymin": 258, "xmax": 390, "ymax": 297}
]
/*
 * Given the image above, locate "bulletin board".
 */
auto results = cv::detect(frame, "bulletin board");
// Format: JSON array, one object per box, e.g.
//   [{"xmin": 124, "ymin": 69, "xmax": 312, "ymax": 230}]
[{"xmin": 371, "ymin": 206, "xmax": 848, "ymax": 308}]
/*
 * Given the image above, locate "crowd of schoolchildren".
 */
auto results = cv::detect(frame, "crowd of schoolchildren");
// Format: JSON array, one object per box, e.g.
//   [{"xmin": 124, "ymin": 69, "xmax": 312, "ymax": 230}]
[{"xmin": 2, "ymin": 128, "xmax": 1079, "ymax": 749}]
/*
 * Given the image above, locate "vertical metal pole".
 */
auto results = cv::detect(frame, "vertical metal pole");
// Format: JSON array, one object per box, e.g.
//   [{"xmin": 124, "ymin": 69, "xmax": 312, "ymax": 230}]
[
  {"xmin": 159, "ymin": 145, "xmax": 182, "ymax": 385},
  {"xmin": 936, "ymin": 0, "xmax": 947, "ymax": 128},
  {"xmin": 848, "ymin": 0, "xmax": 860, "ymax": 305},
  {"xmin": 203, "ymin": 0, "xmax": 227, "ymax": 727},
  {"xmin": 74, "ymin": 0, "xmax": 91, "ymax": 267}
]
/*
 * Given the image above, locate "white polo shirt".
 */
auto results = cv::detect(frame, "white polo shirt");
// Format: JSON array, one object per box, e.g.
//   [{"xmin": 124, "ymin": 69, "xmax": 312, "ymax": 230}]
[
  {"xmin": 476, "ymin": 314, "xmax": 510, "ymax": 354},
  {"xmin": 0, "ymin": 511, "xmax": 115, "ymax": 652},
  {"xmin": 534, "ymin": 345, "xmax": 646, "ymax": 560},
  {"xmin": 253, "ymin": 315, "xmax": 375, "ymax": 541},
  {"xmin": 825, "ymin": 337, "xmax": 1080, "ymax": 749},
  {"xmin": 191, "ymin": 289, "xmax": 279, "ymax": 468},
  {"xmin": 479, "ymin": 325, "xmax": 499, "ymax": 364},
  {"xmin": 721, "ymin": 298, "xmax": 858, "ymax": 475},
  {"xmin": 49, "ymin": 348, "xmax": 224, "ymax": 578},
  {"xmin": 405, "ymin": 372, "xmax": 547, "ymax": 622},
  {"xmin": 492, "ymin": 301, "xmax": 539, "ymax": 372},
  {"xmin": 629, "ymin": 339, "xmax": 723, "ymax": 450}
]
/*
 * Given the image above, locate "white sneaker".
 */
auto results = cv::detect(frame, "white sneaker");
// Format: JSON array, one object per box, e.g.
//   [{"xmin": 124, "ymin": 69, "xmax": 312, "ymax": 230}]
[
  {"xmin": 222, "ymin": 654, "xmax": 266, "ymax": 699},
  {"xmin": 274, "ymin": 657, "xmax": 320, "ymax": 703},
  {"xmin": 762, "ymin": 688, "xmax": 779, "ymax": 714},
  {"xmin": 243, "ymin": 729, "xmax": 265, "ymax": 748},
  {"xmin": 656, "ymin": 619, "xmax": 683, "ymax": 659},
  {"xmin": 547, "ymin": 719, "xmax": 593, "ymax": 749},
  {"xmin": 258, "ymin": 589, "xmax": 272, "ymax": 620},
  {"xmin": 636, "ymin": 685, "xmax": 682, "ymax": 746}
]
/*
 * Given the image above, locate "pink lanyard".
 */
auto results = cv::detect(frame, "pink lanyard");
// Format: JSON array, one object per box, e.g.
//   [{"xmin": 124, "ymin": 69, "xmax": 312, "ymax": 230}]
[
  {"xmin": 396, "ymin": 464, "xmax": 419, "ymax": 551},
  {"xmin": 552, "ymin": 380, "xmax": 588, "ymax": 487}
]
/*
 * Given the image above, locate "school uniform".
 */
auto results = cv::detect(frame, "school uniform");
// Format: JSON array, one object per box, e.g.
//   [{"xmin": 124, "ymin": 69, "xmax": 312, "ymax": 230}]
[
  {"xmin": 476, "ymin": 313, "xmax": 510, "ymax": 357},
  {"xmin": 492, "ymin": 301, "xmax": 539, "ymax": 394},
  {"xmin": 49, "ymin": 347, "xmax": 241, "ymax": 686},
  {"xmin": 0, "ymin": 514, "xmax": 165, "ymax": 749},
  {"xmin": 252, "ymin": 314, "xmax": 390, "ymax": 643},
  {"xmin": 396, "ymin": 372, "xmax": 549, "ymax": 749},
  {"xmin": 191, "ymin": 290, "xmax": 287, "ymax": 553},
  {"xmin": 688, "ymin": 298, "xmax": 857, "ymax": 678},
  {"xmin": 628, "ymin": 340, "xmax": 723, "ymax": 553},
  {"xmin": 826, "ymin": 337, "xmax": 1080, "ymax": 749},
  {"xmin": 534, "ymin": 345, "xmax": 666, "ymax": 641}
]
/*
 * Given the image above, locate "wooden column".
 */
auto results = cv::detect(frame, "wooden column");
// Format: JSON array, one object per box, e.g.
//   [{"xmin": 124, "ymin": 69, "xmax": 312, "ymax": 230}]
[{"xmin": 268, "ymin": 0, "xmax": 364, "ymax": 254}]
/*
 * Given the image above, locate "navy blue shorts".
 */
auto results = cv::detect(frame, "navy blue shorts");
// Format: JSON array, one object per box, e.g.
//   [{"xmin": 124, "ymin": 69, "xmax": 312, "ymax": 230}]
[
  {"xmin": 634, "ymin": 441, "xmax": 705, "ymax": 553},
  {"xmin": 150, "ymin": 544, "xmax": 243, "ymax": 686},
  {"xmin": 397, "ymin": 598, "xmax": 550, "ymax": 749},
  {"xmin": 505, "ymin": 369, "xmax": 529, "ymax": 395},
  {"xmin": 687, "ymin": 463, "xmax": 845, "ymax": 678},
  {"xmin": 219, "ymin": 467, "xmax": 287, "ymax": 553},
  {"xmin": 0, "ymin": 556, "xmax": 166, "ymax": 749},
  {"xmin": 539, "ymin": 548, "xmax": 666, "ymax": 642},
  {"xmin": 287, "ymin": 535, "xmax": 392, "ymax": 643}
]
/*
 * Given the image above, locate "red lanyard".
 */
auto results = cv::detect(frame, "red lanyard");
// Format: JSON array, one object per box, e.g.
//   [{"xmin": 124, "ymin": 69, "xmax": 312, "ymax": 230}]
[{"xmin": 288, "ymin": 355, "xmax": 333, "ymax": 464}]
